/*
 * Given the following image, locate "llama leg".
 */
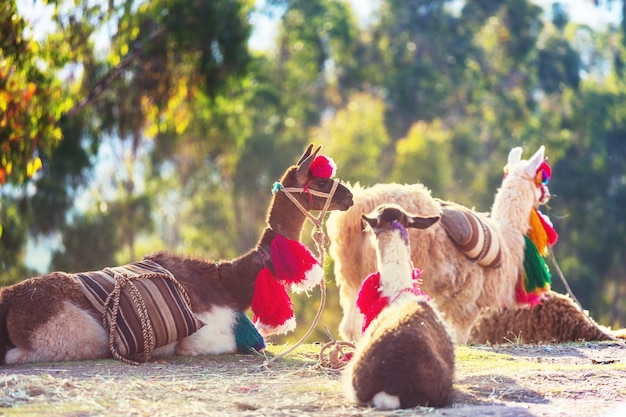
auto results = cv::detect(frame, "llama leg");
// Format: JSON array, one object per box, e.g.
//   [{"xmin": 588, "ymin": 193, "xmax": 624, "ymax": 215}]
[
  {"xmin": 176, "ymin": 306, "xmax": 238, "ymax": 356},
  {"xmin": 338, "ymin": 284, "xmax": 362, "ymax": 342},
  {"xmin": 5, "ymin": 301, "xmax": 109, "ymax": 364}
]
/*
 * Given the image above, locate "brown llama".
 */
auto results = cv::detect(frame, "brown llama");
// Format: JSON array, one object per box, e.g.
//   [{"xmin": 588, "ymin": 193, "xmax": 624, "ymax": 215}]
[
  {"xmin": 469, "ymin": 290, "xmax": 615, "ymax": 344},
  {"xmin": 328, "ymin": 146, "xmax": 551, "ymax": 343},
  {"xmin": 343, "ymin": 204, "xmax": 454, "ymax": 410},
  {"xmin": 0, "ymin": 144, "xmax": 354, "ymax": 364}
]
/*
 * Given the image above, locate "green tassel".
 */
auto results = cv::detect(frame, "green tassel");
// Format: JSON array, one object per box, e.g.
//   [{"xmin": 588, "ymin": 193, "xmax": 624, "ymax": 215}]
[
  {"xmin": 235, "ymin": 311, "xmax": 265, "ymax": 354},
  {"xmin": 523, "ymin": 235, "xmax": 551, "ymax": 292}
]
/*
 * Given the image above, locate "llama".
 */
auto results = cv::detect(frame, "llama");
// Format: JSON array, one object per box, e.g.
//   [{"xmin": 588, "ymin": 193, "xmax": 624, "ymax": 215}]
[
  {"xmin": 469, "ymin": 290, "xmax": 615, "ymax": 344},
  {"xmin": 328, "ymin": 146, "xmax": 552, "ymax": 343},
  {"xmin": 0, "ymin": 144, "xmax": 354, "ymax": 365},
  {"xmin": 343, "ymin": 204, "xmax": 454, "ymax": 410}
]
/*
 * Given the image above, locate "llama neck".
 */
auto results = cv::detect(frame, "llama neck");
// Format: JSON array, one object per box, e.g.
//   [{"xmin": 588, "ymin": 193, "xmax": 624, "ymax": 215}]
[
  {"xmin": 266, "ymin": 191, "xmax": 308, "ymax": 242},
  {"xmin": 226, "ymin": 191, "xmax": 310, "ymax": 310},
  {"xmin": 490, "ymin": 172, "xmax": 536, "ymax": 234},
  {"xmin": 376, "ymin": 233, "xmax": 414, "ymax": 300}
]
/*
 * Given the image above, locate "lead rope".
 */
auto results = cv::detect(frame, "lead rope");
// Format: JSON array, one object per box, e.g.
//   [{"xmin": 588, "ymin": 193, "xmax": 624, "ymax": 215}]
[
  {"xmin": 548, "ymin": 246, "xmax": 617, "ymax": 340},
  {"xmin": 266, "ymin": 180, "xmax": 339, "ymax": 363}
]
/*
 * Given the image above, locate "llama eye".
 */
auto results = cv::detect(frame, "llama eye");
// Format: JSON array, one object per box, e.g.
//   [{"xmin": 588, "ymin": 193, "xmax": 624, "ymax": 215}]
[{"xmin": 317, "ymin": 180, "xmax": 328, "ymax": 188}]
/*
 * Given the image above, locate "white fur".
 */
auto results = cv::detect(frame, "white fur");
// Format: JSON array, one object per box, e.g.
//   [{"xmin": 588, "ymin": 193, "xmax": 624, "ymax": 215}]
[
  {"xmin": 329, "ymin": 146, "xmax": 549, "ymax": 343},
  {"xmin": 372, "ymin": 392, "xmax": 401, "ymax": 410},
  {"xmin": 175, "ymin": 305, "xmax": 238, "ymax": 356},
  {"xmin": 5, "ymin": 301, "xmax": 109, "ymax": 364}
]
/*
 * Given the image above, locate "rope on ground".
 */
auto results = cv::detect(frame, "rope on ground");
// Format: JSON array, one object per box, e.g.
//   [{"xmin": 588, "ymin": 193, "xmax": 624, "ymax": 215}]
[{"xmin": 318, "ymin": 325, "xmax": 355, "ymax": 373}]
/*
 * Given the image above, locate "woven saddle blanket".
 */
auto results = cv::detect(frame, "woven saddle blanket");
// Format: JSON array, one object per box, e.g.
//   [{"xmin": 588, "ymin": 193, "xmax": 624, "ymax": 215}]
[
  {"xmin": 437, "ymin": 200, "xmax": 502, "ymax": 268},
  {"xmin": 73, "ymin": 259, "xmax": 204, "ymax": 363}
]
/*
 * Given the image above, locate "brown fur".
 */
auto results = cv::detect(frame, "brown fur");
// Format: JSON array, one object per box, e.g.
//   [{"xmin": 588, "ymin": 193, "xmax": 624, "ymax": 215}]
[
  {"xmin": 343, "ymin": 204, "xmax": 454, "ymax": 410},
  {"xmin": 346, "ymin": 301, "xmax": 455, "ymax": 409},
  {"xmin": 328, "ymin": 147, "xmax": 548, "ymax": 343},
  {"xmin": 0, "ymin": 144, "xmax": 354, "ymax": 364},
  {"xmin": 469, "ymin": 291, "xmax": 616, "ymax": 344}
]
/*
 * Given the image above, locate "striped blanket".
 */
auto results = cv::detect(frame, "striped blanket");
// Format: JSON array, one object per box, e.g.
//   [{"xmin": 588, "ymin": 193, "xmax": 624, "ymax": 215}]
[
  {"xmin": 438, "ymin": 201, "xmax": 502, "ymax": 268},
  {"xmin": 74, "ymin": 259, "xmax": 204, "ymax": 364}
]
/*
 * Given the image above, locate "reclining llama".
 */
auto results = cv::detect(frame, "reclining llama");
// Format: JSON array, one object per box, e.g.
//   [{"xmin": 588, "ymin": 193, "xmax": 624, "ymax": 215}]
[
  {"xmin": 328, "ymin": 146, "xmax": 553, "ymax": 343},
  {"xmin": 0, "ymin": 144, "xmax": 354, "ymax": 365},
  {"xmin": 469, "ymin": 290, "xmax": 615, "ymax": 344},
  {"xmin": 343, "ymin": 204, "xmax": 454, "ymax": 410}
]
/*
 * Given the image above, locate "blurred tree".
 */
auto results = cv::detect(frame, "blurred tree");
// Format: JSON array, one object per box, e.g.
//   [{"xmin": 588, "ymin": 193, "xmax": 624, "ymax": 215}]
[
  {"xmin": 391, "ymin": 119, "xmax": 452, "ymax": 197},
  {"xmin": 0, "ymin": 1, "xmax": 65, "ymax": 190},
  {"xmin": 312, "ymin": 92, "xmax": 390, "ymax": 186}
]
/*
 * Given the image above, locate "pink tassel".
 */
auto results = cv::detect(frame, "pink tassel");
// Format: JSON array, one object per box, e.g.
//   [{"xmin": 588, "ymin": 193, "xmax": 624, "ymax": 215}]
[
  {"xmin": 251, "ymin": 267, "xmax": 296, "ymax": 336},
  {"xmin": 271, "ymin": 234, "xmax": 322, "ymax": 292},
  {"xmin": 309, "ymin": 155, "xmax": 336, "ymax": 178},
  {"xmin": 356, "ymin": 272, "xmax": 389, "ymax": 333}
]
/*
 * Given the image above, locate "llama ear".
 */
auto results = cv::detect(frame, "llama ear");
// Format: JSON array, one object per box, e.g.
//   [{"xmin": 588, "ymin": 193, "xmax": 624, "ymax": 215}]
[
  {"xmin": 297, "ymin": 144, "xmax": 314, "ymax": 165},
  {"xmin": 408, "ymin": 215, "xmax": 440, "ymax": 230},
  {"xmin": 524, "ymin": 145, "xmax": 545, "ymax": 178},
  {"xmin": 295, "ymin": 145, "xmax": 321, "ymax": 184},
  {"xmin": 507, "ymin": 147, "xmax": 523, "ymax": 169},
  {"xmin": 361, "ymin": 214, "xmax": 377, "ymax": 231}
]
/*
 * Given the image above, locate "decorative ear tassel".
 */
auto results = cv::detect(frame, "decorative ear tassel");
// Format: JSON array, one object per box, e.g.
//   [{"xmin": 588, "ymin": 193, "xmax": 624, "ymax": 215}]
[
  {"xmin": 271, "ymin": 234, "xmax": 323, "ymax": 293},
  {"xmin": 251, "ymin": 267, "xmax": 296, "ymax": 336},
  {"xmin": 356, "ymin": 272, "xmax": 389, "ymax": 333},
  {"xmin": 309, "ymin": 155, "xmax": 336, "ymax": 178}
]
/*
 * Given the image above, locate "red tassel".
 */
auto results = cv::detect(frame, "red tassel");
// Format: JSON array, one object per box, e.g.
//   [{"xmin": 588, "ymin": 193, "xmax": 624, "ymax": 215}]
[
  {"xmin": 356, "ymin": 272, "xmax": 389, "ymax": 333},
  {"xmin": 271, "ymin": 234, "xmax": 322, "ymax": 292},
  {"xmin": 537, "ymin": 210, "xmax": 559, "ymax": 246},
  {"xmin": 251, "ymin": 267, "xmax": 296, "ymax": 336},
  {"xmin": 309, "ymin": 155, "xmax": 336, "ymax": 178}
]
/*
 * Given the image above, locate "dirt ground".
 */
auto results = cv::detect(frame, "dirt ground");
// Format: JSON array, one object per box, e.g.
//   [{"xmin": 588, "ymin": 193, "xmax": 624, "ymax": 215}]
[{"xmin": 1, "ymin": 341, "xmax": 625, "ymax": 417}]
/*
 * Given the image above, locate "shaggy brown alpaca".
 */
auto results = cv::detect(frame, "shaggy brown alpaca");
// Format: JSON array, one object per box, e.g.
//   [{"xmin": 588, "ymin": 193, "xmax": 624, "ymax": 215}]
[
  {"xmin": 343, "ymin": 204, "xmax": 454, "ymax": 410},
  {"xmin": 469, "ymin": 290, "xmax": 615, "ymax": 344},
  {"xmin": 328, "ymin": 146, "xmax": 552, "ymax": 344},
  {"xmin": 0, "ymin": 144, "xmax": 354, "ymax": 365}
]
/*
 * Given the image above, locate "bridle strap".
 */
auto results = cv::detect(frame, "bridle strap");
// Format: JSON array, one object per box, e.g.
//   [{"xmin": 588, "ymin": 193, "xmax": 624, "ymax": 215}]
[{"xmin": 279, "ymin": 179, "xmax": 339, "ymax": 231}]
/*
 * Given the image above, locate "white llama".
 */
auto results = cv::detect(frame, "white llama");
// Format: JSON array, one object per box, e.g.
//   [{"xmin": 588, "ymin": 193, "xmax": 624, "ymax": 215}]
[{"xmin": 328, "ymin": 146, "xmax": 551, "ymax": 343}]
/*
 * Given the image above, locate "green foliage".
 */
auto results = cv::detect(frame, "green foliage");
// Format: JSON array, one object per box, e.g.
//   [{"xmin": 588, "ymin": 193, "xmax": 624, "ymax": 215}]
[
  {"xmin": 312, "ymin": 92, "xmax": 390, "ymax": 186},
  {"xmin": 392, "ymin": 119, "xmax": 453, "ymax": 196},
  {"xmin": 0, "ymin": 0, "xmax": 66, "ymax": 188}
]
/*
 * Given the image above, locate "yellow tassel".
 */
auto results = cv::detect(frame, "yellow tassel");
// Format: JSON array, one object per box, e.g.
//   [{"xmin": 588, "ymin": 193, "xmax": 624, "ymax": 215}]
[{"xmin": 527, "ymin": 210, "xmax": 548, "ymax": 256}]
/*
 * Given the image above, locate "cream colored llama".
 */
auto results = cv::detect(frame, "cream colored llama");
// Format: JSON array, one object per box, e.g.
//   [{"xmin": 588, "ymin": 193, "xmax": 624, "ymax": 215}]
[
  {"xmin": 0, "ymin": 144, "xmax": 354, "ymax": 364},
  {"xmin": 343, "ymin": 204, "xmax": 454, "ymax": 410},
  {"xmin": 328, "ymin": 146, "xmax": 550, "ymax": 343}
]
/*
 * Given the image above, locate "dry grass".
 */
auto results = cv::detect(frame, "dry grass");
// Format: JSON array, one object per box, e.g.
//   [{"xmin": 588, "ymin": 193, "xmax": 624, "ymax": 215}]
[{"xmin": 2, "ymin": 342, "xmax": 625, "ymax": 417}]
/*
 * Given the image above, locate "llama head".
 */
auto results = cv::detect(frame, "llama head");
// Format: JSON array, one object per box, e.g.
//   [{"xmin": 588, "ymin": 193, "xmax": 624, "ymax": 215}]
[
  {"xmin": 362, "ymin": 204, "xmax": 440, "ymax": 258},
  {"xmin": 277, "ymin": 144, "xmax": 353, "ymax": 212},
  {"xmin": 504, "ymin": 145, "xmax": 551, "ymax": 206},
  {"xmin": 362, "ymin": 203, "xmax": 440, "ymax": 236}
]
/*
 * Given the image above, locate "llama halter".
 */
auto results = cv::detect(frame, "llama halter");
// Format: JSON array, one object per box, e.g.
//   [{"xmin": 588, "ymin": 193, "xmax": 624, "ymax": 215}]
[{"xmin": 252, "ymin": 154, "xmax": 339, "ymax": 336}]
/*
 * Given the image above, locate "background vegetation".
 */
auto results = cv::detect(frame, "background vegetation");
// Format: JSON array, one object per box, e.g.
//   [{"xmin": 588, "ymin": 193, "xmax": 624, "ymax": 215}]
[{"xmin": 1, "ymin": 0, "xmax": 625, "ymax": 342}]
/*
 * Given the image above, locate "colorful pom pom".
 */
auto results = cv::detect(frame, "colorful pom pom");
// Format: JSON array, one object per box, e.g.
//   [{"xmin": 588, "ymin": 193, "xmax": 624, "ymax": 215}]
[
  {"xmin": 357, "ymin": 272, "xmax": 388, "ymax": 333},
  {"xmin": 251, "ymin": 267, "xmax": 296, "ymax": 336},
  {"xmin": 234, "ymin": 311, "xmax": 266, "ymax": 353},
  {"xmin": 271, "ymin": 234, "xmax": 322, "ymax": 292},
  {"xmin": 309, "ymin": 155, "xmax": 336, "ymax": 179}
]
